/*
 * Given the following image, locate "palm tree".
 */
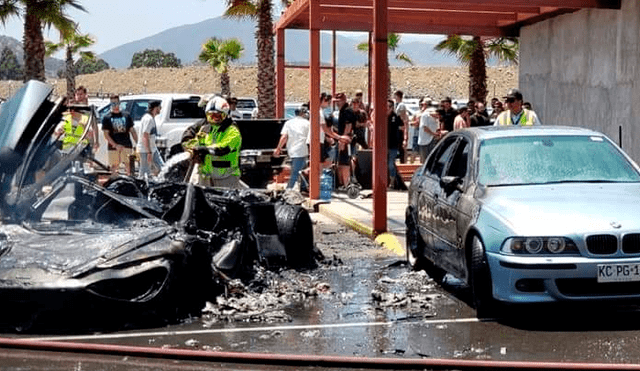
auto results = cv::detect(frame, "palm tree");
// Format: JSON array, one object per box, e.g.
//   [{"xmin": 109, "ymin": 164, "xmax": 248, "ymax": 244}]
[
  {"xmin": 198, "ymin": 37, "xmax": 244, "ymax": 97},
  {"xmin": 223, "ymin": 0, "xmax": 285, "ymax": 118},
  {"xmin": 356, "ymin": 32, "xmax": 413, "ymax": 97},
  {"xmin": 434, "ymin": 35, "xmax": 518, "ymax": 103},
  {"xmin": 45, "ymin": 27, "xmax": 95, "ymax": 99},
  {"xmin": 0, "ymin": 0, "xmax": 85, "ymax": 82}
]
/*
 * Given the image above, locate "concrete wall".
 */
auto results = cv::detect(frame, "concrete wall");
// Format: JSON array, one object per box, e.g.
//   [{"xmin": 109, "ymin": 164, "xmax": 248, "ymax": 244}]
[{"xmin": 519, "ymin": 0, "xmax": 640, "ymax": 162}]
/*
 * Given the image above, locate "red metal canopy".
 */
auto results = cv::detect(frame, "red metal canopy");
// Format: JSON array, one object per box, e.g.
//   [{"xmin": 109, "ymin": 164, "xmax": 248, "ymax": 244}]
[{"xmin": 276, "ymin": 0, "xmax": 621, "ymax": 36}]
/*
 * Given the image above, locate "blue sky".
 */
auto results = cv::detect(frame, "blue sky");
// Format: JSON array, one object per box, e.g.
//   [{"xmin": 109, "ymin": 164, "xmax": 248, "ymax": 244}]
[
  {"xmin": 0, "ymin": 0, "xmax": 227, "ymax": 54},
  {"xmin": 0, "ymin": 0, "xmax": 442, "ymax": 55}
]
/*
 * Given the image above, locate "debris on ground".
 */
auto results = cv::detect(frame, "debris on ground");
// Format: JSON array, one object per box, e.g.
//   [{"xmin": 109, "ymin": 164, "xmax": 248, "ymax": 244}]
[
  {"xmin": 371, "ymin": 270, "xmax": 440, "ymax": 316},
  {"xmin": 201, "ymin": 266, "xmax": 332, "ymax": 324}
]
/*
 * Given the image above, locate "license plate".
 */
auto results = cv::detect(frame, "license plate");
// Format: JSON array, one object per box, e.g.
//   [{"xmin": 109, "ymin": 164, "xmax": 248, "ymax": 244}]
[
  {"xmin": 257, "ymin": 155, "xmax": 272, "ymax": 163},
  {"xmin": 597, "ymin": 263, "xmax": 640, "ymax": 283}
]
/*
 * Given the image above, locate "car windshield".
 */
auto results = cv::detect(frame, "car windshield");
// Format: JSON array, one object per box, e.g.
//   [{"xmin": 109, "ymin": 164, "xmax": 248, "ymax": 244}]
[{"xmin": 477, "ymin": 135, "xmax": 640, "ymax": 186}]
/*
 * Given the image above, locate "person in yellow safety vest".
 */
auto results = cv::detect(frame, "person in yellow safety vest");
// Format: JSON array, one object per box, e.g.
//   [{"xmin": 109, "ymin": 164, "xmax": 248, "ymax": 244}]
[
  {"xmin": 494, "ymin": 88, "xmax": 542, "ymax": 126},
  {"xmin": 187, "ymin": 96, "xmax": 242, "ymax": 188},
  {"xmin": 55, "ymin": 108, "xmax": 93, "ymax": 151}
]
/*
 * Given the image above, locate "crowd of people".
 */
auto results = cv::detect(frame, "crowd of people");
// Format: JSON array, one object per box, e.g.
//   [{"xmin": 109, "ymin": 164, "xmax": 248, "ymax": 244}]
[
  {"xmin": 56, "ymin": 85, "xmax": 540, "ymax": 193},
  {"xmin": 271, "ymin": 87, "xmax": 541, "ymax": 192}
]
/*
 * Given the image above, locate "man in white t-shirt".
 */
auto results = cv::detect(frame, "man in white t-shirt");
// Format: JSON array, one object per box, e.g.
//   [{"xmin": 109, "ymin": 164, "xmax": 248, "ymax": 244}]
[
  {"xmin": 274, "ymin": 106, "xmax": 310, "ymax": 190},
  {"xmin": 136, "ymin": 100, "xmax": 164, "ymax": 178},
  {"xmin": 418, "ymin": 106, "xmax": 440, "ymax": 163}
]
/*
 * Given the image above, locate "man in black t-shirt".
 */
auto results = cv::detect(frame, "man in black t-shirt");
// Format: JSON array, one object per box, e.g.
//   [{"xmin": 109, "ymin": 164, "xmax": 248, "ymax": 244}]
[
  {"xmin": 440, "ymin": 97, "xmax": 456, "ymax": 133},
  {"xmin": 333, "ymin": 93, "xmax": 356, "ymax": 188},
  {"xmin": 387, "ymin": 99, "xmax": 404, "ymax": 188},
  {"xmin": 102, "ymin": 95, "xmax": 138, "ymax": 175}
]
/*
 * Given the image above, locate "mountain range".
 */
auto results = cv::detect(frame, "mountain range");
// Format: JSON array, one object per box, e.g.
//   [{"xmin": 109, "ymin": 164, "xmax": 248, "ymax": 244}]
[
  {"xmin": 0, "ymin": 16, "xmax": 458, "ymax": 75},
  {"xmin": 99, "ymin": 17, "xmax": 456, "ymax": 68}
]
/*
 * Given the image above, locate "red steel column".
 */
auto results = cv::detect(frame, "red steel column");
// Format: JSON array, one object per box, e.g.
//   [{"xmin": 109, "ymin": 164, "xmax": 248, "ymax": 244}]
[
  {"xmin": 332, "ymin": 31, "xmax": 336, "ymax": 96},
  {"xmin": 309, "ymin": 0, "xmax": 321, "ymax": 199},
  {"xmin": 276, "ymin": 28, "xmax": 285, "ymax": 119},
  {"xmin": 372, "ymin": 0, "xmax": 388, "ymax": 234}
]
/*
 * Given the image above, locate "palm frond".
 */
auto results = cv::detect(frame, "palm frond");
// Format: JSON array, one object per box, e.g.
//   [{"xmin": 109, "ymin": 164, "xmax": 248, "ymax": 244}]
[
  {"xmin": 387, "ymin": 32, "xmax": 400, "ymax": 51},
  {"xmin": 356, "ymin": 42, "xmax": 369, "ymax": 52},
  {"xmin": 395, "ymin": 52, "xmax": 413, "ymax": 65},
  {"xmin": 224, "ymin": 0, "xmax": 257, "ymax": 19},
  {"xmin": 0, "ymin": 0, "xmax": 20, "ymax": 25}
]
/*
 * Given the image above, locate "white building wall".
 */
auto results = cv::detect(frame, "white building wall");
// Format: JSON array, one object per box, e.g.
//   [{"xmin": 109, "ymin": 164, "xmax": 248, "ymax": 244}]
[{"xmin": 519, "ymin": 0, "xmax": 640, "ymax": 162}]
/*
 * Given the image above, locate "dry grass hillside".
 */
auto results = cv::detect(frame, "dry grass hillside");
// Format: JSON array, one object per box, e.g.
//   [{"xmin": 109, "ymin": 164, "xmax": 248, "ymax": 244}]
[{"xmin": 0, "ymin": 65, "xmax": 518, "ymax": 103}]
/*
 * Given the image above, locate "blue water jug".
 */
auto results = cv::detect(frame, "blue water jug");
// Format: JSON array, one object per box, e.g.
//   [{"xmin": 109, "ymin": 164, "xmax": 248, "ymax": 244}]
[{"xmin": 320, "ymin": 168, "xmax": 333, "ymax": 201}]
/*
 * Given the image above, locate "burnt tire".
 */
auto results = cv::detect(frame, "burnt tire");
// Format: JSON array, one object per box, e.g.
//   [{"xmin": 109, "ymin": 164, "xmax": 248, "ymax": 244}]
[
  {"xmin": 275, "ymin": 204, "xmax": 315, "ymax": 269},
  {"xmin": 470, "ymin": 235, "xmax": 498, "ymax": 319}
]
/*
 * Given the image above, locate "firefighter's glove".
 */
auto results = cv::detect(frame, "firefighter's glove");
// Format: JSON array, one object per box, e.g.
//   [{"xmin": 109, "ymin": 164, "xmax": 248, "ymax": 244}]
[{"xmin": 194, "ymin": 146, "xmax": 210, "ymax": 161}]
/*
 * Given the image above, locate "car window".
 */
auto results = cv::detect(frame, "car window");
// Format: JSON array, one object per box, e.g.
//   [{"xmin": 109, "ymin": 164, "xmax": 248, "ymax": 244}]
[
  {"xmin": 170, "ymin": 98, "xmax": 205, "ymax": 119},
  {"xmin": 236, "ymin": 99, "xmax": 256, "ymax": 110},
  {"xmin": 130, "ymin": 100, "xmax": 150, "ymax": 121},
  {"xmin": 446, "ymin": 139, "xmax": 470, "ymax": 179},
  {"xmin": 426, "ymin": 137, "xmax": 458, "ymax": 179},
  {"xmin": 477, "ymin": 135, "xmax": 640, "ymax": 186}
]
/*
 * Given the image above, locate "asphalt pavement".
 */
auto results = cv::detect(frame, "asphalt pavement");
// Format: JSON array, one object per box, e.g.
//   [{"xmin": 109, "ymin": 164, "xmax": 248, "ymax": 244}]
[{"xmin": 308, "ymin": 188, "xmax": 408, "ymax": 257}]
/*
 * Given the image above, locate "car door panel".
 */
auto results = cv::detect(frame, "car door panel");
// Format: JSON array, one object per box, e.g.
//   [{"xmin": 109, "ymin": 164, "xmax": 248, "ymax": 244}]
[
  {"xmin": 417, "ymin": 137, "xmax": 459, "ymax": 271},
  {"xmin": 437, "ymin": 139, "xmax": 471, "ymax": 278}
]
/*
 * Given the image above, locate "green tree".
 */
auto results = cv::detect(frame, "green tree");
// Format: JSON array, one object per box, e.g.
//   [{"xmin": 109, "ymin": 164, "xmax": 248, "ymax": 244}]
[
  {"xmin": 223, "ymin": 0, "xmax": 285, "ymax": 118},
  {"xmin": 0, "ymin": 46, "xmax": 23, "ymax": 80},
  {"xmin": 356, "ymin": 32, "xmax": 413, "ymax": 97},
  {"xmin": 46, "ymin": 28, "xmax": 95, "ymax": 99},
  {"xmin": 130, "ymin": 49, "xmax": 181, "ymax": 68},
  {"xmin": 74, "ymin": 57, "xmax": 109, "ymax": 75},
  {"xmin": 199, "ymin": 37, "xmax": 243, "ymax": 97},
  {"xmin": 0, "ymin": 0, "xmax": 85, "ymax": 82},
  {"xmin": 434, "ymin": 35, "xmax": 518, "ymax": 103}
]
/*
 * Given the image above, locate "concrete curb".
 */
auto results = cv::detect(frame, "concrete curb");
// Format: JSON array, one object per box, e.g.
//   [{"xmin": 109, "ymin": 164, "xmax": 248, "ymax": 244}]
[
  {"xmin": 317, "ymin": 204, "xmax": 374, "ymax": 237},
  {"xmin": 317, "ymin": 204, "xmax": 404, "ymax": 257}
]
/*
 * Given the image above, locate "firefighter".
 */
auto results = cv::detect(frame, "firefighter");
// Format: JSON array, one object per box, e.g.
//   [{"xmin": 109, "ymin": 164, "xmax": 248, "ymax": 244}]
[{"xmin": 187, "ymin": 96, "xmax": 242, "ymax": 188}]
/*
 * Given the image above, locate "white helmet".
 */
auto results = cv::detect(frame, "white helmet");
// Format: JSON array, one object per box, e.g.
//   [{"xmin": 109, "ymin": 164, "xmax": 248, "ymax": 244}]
[{"xmin": 205, "ymin": 96, "xmax": 230, "ymax": 115}]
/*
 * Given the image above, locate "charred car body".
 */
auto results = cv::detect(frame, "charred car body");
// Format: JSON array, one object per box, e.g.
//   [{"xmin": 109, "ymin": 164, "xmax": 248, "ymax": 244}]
[{"xmin": 0, "ymin": 81, "xmax": 315, "ymax": 329}]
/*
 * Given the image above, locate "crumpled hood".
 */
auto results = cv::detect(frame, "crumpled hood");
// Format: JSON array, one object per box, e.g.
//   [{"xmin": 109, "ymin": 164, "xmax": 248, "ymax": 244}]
[
  {"xmin": 0, "ymin": 221, "xmax": 175, "ymax": 285},
  {"xmin": 481, "ymin": 183, "xmax": 640, "ymax": 236}
]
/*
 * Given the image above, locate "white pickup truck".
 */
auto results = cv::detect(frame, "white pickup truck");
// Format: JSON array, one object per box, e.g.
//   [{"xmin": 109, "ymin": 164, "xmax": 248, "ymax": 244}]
[{"xmin": 94, "ymin": 93, "xmax": 205, "ymax": 166}]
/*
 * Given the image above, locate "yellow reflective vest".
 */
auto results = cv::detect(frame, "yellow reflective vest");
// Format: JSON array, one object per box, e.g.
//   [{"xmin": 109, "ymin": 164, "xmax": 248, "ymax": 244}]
[
  {"xmin": 61, "ymin": 112, "xmax": 89, "ymax": 150},
  {"xmin": 199, "ymin": 119, "xmax": 242, "ymax": 179},
  {"xmin": 495, "ymin": 109, "xmax": 537, "ymax": 126}
]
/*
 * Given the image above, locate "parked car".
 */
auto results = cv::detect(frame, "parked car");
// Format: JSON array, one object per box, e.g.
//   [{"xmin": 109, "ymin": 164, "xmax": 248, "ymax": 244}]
[
  {"xmin": 236, "ymin": 97, "xmax": 257, "ymax": 119},
  {"xmin": 405, "ymin": 125, "xmax": 640, "ymax": 317},
  {"xmin": 0, "ymin": 81, "xmax": 316, "ymax": 330},
  {"xmin": 284, "ymin": 102, "xmax": 304, "ymax": 119},
  {"xmin": 95, "ymin": 93, "xmax": 205, "ymax": 163}
]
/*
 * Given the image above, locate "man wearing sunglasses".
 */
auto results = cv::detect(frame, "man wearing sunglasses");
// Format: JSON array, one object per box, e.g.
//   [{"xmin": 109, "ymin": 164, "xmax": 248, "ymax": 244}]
[{"xmin": 494, "ymin": 88, "xmax": 541, "ymax": 126}]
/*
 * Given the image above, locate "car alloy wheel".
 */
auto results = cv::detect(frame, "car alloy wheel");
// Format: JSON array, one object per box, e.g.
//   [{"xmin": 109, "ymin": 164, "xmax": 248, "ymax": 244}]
[{"xmin": 470, "ymin": 235, "xmax": 498, "ymax": 319}]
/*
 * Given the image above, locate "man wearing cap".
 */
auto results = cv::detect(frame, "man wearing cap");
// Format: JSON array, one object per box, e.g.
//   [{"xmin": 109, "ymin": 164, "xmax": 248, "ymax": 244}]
[
  {"xmin": 187, "ymin": 96, "xmax": 242, "ymax": 188},
  {"xmin": 494, "ymin": 89, "xmax": 541, "ymax": 126},
  {"xmin": 137, "ymin": 100, "xmax": 164, "ymax": 178}
]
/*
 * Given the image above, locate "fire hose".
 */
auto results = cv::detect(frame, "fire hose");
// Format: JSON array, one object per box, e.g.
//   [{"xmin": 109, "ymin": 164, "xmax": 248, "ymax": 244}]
[{"xmin": 0, "ymin": 337, "xmax": 638, "ymax": 370}]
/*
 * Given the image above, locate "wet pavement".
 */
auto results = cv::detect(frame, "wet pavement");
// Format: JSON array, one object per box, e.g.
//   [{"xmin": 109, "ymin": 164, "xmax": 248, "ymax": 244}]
[{"xmin": 5, "ymin": 212, "xmax": 640, "ymax": 369}]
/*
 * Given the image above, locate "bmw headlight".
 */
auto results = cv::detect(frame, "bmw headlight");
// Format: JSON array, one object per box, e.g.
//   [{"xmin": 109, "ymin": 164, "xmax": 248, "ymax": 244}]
[{"xmin": 502, "ymin": 237, "xmax": 578, "ymax": 255}]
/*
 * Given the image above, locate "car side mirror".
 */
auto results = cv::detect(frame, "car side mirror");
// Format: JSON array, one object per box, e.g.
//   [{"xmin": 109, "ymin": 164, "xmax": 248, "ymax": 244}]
[{"xmin": 440, "ymin": 175, "xmax": 463, "ymax": 192}]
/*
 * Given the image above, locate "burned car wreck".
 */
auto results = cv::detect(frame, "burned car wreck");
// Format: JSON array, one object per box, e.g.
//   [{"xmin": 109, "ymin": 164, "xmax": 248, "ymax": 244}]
[{"xmin": 0, "ymin": 81, "xmax": 316, "ymax": 329}]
